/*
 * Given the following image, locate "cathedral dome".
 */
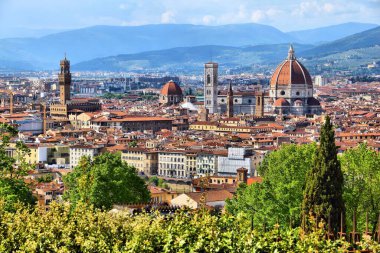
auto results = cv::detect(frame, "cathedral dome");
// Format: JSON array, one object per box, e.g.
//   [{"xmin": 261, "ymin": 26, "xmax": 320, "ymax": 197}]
[
  {"xmin": 160, "ymin": 80, "xmax": 183, "ymax": 96},
  {"xmin": 270, "ymin": 45, "xmax": 312, "ymax": 88}
]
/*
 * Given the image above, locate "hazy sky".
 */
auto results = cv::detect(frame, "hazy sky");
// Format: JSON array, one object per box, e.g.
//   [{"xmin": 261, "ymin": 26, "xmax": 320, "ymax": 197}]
[{"xmin": 0, "ymin": 0, "xmax": 379, "ymax": 37}]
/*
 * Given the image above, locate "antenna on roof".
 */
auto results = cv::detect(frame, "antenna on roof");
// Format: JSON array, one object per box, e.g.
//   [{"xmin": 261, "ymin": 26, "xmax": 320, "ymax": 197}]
[{"xmin": 210, "ymin": 48, "xmax": 213, "ymax": 63}]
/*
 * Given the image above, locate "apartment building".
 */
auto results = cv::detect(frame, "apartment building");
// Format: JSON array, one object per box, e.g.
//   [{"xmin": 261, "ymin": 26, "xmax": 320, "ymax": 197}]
[
  {"xmin": 69, "ymin": 144, "xmax": 103, "ymax": 168},
  {"xmin": 196, "ymin": 150, "xmax": 219, "ymax": 176},
  {"xmin": 158, "ymin": 150, "xmax": 188, "ymax": 179},
  {"xmin": 121, "ymin": 147, "xmax": 158, "ymax": 175}
]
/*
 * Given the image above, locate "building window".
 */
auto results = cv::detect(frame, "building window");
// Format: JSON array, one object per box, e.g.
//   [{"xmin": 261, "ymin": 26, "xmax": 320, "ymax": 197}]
[
  {"xmin": 248, "ymin": 99, "xmax": 252, "ymax": 104},
  {"xmin": 207, "ymin": 74, "xmax": 211, "ymax": 84},
  {"xmin": 296, "ymin": 91, "xmax": 300, "ymax": 96},
  {"xmin": 234, "ymin": 99, "xmax": 238, "ymax": 103},
  {"xmin": 280, "ymin": 90, "xmax": 285, "ymax": 96}
]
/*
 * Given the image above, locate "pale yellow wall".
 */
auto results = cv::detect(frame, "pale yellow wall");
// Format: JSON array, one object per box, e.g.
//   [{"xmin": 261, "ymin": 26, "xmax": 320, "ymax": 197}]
[
  {"xmin": 171, "ymin": 194, "xmax": 198, "ymax": 209},
  {"xmin": 121, "ymin": 151, "xmax": 158, "ymax": 174}
]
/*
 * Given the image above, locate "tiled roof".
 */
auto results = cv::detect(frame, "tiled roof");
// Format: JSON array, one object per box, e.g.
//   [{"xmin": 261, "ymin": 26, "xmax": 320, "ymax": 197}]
[
  {"xmin": 247, "ymin": 177, "xmax": 263, "ymax": 185},
  {"xmin": 187, "ymin": 189, "xmax": 233, "ymax": 203}
]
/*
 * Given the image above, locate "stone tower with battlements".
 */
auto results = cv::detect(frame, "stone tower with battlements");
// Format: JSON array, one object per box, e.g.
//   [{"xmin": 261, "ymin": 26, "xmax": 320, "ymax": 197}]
[{"xmin": 59, "ymin": 56, "xmax": 71, "ymax": 104}]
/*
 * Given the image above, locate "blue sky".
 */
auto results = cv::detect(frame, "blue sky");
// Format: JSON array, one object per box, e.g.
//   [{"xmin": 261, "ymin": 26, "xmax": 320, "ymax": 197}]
[{"xmin": 0, "ymin": 0, "xmax": 379, "ymax": 38}]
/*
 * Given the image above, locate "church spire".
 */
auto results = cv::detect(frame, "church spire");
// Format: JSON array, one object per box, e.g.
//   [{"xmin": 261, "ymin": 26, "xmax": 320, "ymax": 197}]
[{"xmin": 287, "ymin": 44, "xmax": 295, "ymax": 60}]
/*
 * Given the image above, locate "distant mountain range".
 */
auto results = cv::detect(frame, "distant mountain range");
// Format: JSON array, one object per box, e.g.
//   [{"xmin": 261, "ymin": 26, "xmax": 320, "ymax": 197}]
[
  {"xmin": 287, "ymin": 22, "xmax": 378, "ymax": 44},
  {"xmin": 301, "ymin": 26, "xmax": 380, "ymax": 57},
  {"xmin": 73, "ymin": 44, "xmax": 314, "ymax": 72},
  {"xmin": 74, "ymin": 26, "xmax": 380, "ymax": 72},
  {"xmin": 0, "ymin": 22, "xmax": 378, "ymax": 71}
]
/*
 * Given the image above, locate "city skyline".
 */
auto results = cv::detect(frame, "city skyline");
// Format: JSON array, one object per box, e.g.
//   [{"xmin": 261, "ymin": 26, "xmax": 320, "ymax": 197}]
[{"xmin": 0, "ymin": 0, "xmax": 379, "ymax": 38}]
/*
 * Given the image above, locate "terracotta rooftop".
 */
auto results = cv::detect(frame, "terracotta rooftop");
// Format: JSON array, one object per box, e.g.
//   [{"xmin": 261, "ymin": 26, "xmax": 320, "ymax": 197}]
[{"xmin": 186, "ymin": 189, "xmax": 233, "ymax": 203}]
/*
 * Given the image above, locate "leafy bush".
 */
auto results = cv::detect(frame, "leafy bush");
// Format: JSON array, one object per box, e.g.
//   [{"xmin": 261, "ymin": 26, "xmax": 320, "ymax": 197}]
[{"xmin": 0, "ymin": 201, "xmax": 379, "ymax": 252}]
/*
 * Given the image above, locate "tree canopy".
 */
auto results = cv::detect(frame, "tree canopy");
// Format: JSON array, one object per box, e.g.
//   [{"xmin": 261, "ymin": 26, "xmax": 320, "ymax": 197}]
[
  {"xmin": 0, "ymin": 123, "xmax": 35, "ymax": 211},
  {"xmin": 226, "ymin": 143, "xmax": 316, "ymax": 228},
  {"xmin": 340, "ymin": 143, "xmax": 380, "ymax": 233},
  {"xmin": 63, "ymin": 152, "xmax": 150, "ymax": 210}
]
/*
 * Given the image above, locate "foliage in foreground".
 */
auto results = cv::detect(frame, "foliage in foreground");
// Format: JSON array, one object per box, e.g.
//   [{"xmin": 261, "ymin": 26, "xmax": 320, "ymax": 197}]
[
  {"xmin": 0, "ymin": 123, "xmax": 36, "ymax": 211},
  {"xmin": 340, "ymin": 143, "xmax": 380, "ymax": 233},
  {"xmin": 0, "ymin": 201, "xmax": 379, "ymax": 253},
  {"xmin": 226, "ymin": 143, "xmax": 316, "ymax": 228},
  {"xmin": 63, "ymin": 152, "xmax": 150, "ymax": 210}
]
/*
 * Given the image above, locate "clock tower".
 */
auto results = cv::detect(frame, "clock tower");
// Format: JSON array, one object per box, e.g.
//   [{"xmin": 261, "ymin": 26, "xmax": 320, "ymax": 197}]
[{"xmin": 59, "ymin": 56, "xmax": 71, "ymax": 104}]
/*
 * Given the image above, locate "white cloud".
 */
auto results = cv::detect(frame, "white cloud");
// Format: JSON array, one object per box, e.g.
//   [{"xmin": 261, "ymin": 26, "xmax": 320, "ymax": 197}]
[
  {"xmin": 323, "ymin": 3, "xmax": 334, "ymax": 13},
  {"xmin": 202, "ymin": 15, "xmax": 216, "ymax": 25},
  {"xmin": 1, "ymin": 0, "xmax": 379, "ymax": 38},
  {"xmin": 237, "ymin": 5, "xmax": 247, "ymax": 19},
  {"xmin": 251, "ymin": 10, "xmax": 265, "ymax": 22},
  {"xmin": 161, "ymin": 10, "xmax": 176, "ymax": 23},
  {"xmin": 250, "ymin": 8, "xmax": 281, "ymax": 23},
  {"xmin": 266, "ymin": 8, "xmax": 281, "ymax": 17},
  {"xmin": 291, "ymin": 1, "xmax": 355, "ymax": 17}
]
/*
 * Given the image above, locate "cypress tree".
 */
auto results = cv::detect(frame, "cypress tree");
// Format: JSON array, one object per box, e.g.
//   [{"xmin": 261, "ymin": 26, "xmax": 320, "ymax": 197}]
[{"xmin": 302, "ymin": 115, "xmax": 345, "ymax": 233}]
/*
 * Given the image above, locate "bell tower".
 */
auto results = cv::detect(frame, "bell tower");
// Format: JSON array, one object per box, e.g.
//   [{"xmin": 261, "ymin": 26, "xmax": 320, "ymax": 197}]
[
  {"xmin": 227, "ymin": 81, "xmax": 234, "ymax": 118},
  {"xmin": 255, "ymin": 91, "xmax": 264, "ymax": 117},
  {"xmin": 59, "ymin": 55, "xmax": 71, "ymax": 104},
  {"xmin": 204, "ymin": 62, "xmax": 218, "ymax": 114}
]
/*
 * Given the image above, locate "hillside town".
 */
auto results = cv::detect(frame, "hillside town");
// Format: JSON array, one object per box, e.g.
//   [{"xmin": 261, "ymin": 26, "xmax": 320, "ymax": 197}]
[{"xmin": 0, "ymin": 45, "xmax": 379, "ymax": 212}]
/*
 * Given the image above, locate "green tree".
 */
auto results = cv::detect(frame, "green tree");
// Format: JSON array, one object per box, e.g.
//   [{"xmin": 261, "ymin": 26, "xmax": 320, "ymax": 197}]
[
  {"xmin": 302, "ymin": 115, "xmax": 345, "ymax": 233},
  {"xmin": 36, "ymin": 174, "xmax": 53, "ymax": 183},
  {"xmin": 148, "ymin": 176, "xmax": 169, "ymax": 189},
  {"xmin": 0, "ymin": 123, "xmax": 35, "ymax": 211},
  {"xmin": 128, "ymin": 140, "xmax": 137, "ymax": 148},
  {"xmin": 226, "ymin": 143, "xmax": 316, "ymax": 228},
  {"xmin": 148, "ymin": 176, "xmax": 160, "ymax": 186},
  {"xmin": 340, "ymin": 143, "xmax": 380, "ymax": 233},
  {"xmin": 63, "ymin": 152, "xmax": 150, "ymax": 210}
]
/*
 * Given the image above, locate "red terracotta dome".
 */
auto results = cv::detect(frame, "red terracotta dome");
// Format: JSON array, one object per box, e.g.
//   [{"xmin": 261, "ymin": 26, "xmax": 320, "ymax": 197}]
[
  {"xmin": 270, "ymin": 45, "xmax": 312, "ymax": 88},
  {"xmin": 160, "ymin": 80, "xmax": 183, "ymax": 96},
  {"xmin": 273, "ymin": 98, "xmax": 290, "ymax": 107}
]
